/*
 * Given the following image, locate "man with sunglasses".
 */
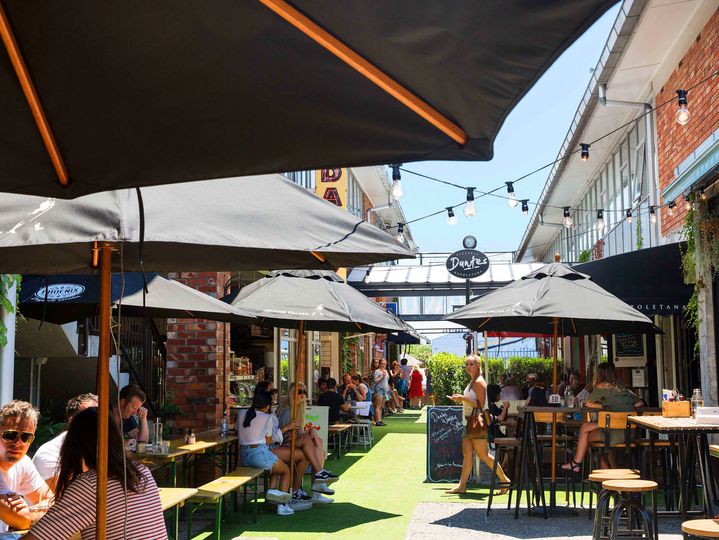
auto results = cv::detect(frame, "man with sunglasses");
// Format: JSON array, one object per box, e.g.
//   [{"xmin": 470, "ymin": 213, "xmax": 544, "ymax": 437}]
[{"xmin": 0, "ymin": 400, "xmax": 51, "ymax": 533}]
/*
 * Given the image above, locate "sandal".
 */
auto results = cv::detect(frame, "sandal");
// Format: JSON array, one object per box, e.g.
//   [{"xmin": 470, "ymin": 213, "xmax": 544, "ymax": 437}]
[{"xmin": 560, "ymin": 460, "xmax": 581, "ymax": 474}]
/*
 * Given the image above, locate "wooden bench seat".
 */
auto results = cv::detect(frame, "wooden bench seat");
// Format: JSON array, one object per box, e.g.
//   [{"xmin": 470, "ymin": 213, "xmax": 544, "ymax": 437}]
[{"xmin": 187, "ymin": 473, "xmax": 260, "ymax": 540}]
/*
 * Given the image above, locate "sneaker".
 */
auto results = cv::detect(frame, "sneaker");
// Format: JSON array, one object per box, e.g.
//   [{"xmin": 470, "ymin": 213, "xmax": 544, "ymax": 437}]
[
  {"xmin": 313, "ymin": 470, "xmax": 339, "ymax": 484},
  {"xmin": 312, "ymin": 481, "xmax": 335, "ymax": 495},
  {"xmin": 375, "ymin": 421, "xmax": 386, "ymax": 427},
  {"xmin": 311, "ymin": 491, "xmax": 334, "ymax": 504},
  {"xmin": 277, "ymin": 503, "xmax": 295, "ymax": 516},
  {"xmin": 292, "ymin": 490, "xmax": 313, "ymax": 501},
  {"xmin": 266, "ymin": 489, "xmax": 291, "ymax": 504}
]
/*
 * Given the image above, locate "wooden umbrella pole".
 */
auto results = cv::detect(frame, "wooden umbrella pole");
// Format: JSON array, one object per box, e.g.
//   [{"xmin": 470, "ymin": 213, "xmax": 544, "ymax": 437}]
[
  {"xmin": 550, "ymin": 317, "xmax": 559, "ymax": 485},
  {"xmin": 289, "ymin": 321, "xmax": 307, "ymax": 489},
  {"xmin": 96, "ymin": 244, "xmax": 112, "ymax": 539}
]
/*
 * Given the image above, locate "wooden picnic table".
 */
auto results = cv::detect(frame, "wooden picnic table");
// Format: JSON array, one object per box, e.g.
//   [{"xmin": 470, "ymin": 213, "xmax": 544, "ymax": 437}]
[
  {"xmin": 159, "ymin": 487, "xmax": 197, "ymax": 540},
  {"xmin": 629, "ymin": 415, "xmax": 719, "ymax": 519}
]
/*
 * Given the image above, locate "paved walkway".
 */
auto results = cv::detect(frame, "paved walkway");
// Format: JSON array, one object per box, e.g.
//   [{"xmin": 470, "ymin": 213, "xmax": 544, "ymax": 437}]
[{"xmin": 406, "ymin": 503, "xmax": 684, "ymax": 540}]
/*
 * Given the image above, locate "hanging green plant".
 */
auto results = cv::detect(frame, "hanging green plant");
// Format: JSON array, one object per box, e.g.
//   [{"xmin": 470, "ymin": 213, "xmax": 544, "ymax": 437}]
[
  {"xmin": 635, "ymin": 215, "xmax": 644, "ymax": 250},
  {"xmin": 578, "ymin": 249, "xmax": 591, "ymax": 263},
  {"xmin": 0, "ymin": 274, "xmax": 21, "ymax": 348}
]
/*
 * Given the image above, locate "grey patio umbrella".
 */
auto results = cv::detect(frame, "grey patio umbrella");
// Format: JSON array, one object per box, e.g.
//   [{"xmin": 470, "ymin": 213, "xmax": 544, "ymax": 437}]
[
  {"xmin": 445, "ymin": 262, "xmax": 658, "ymax": 336},
  {"xmin": 20, "ymin": 273, "xmax": 256, "ymax": 325},
  {"xmin": 0, "ymin": 1, "xmax": 616, "ymax": 198},
  {"xmin": 224, "ymin": 269, "xmax": 407, "ymax": 480},
  {"xmin": 224, "ymin": 270, "xmax": 405, "ymax": 333},
  {"xmin": 0, "ymin": 174, "xmax": 413, "ymax": 274},
  {"xmin": 444, "ymin": 261, "xmax": 658, "ymax": 509},
  {"xmin": 0, "ymin": 175, "xmax": 410, "ymax": 537}
]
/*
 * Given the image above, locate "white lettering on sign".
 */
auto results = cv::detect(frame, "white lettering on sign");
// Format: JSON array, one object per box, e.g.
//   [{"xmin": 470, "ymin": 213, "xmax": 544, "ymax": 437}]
[
  {"xmin": 447, "ymin": 253, "xmax": 488, "ymax": 273},
  {"xmin": 33, "ymin": 284, "xmax": 85, "ymax": 302}
]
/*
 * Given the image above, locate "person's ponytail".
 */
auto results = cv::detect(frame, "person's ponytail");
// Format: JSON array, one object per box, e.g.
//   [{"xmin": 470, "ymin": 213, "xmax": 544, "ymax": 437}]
[
  {"xmin": 243, "ymin": 386, "xmax": 273, "ymax": 428},
  {"xmin": 243, "ymin": 407, "xmax": 257, "ymax": 428}
]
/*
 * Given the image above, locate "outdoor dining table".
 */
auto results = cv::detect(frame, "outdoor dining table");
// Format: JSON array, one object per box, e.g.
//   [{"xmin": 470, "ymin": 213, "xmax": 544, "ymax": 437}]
[
  {"xmin": 328, "ymin": 423, "xmax": 353, "ymax": 460},
  {"xmin": 516, "ymin": 405, "xmax": 586, "ymax": 518},
  {"xmin": 628, "ymin": 415, "xmax": 719, "ymax": 520},
  {"xmin": 138, "ymin": 445, "xmax": 192, "ymax": 487},
  {"xmin": 159, "ymin": 487, "xmax": 197, "ymax": 540}
]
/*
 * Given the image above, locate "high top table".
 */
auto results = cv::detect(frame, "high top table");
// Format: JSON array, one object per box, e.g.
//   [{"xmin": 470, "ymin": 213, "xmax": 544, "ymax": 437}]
[{"xmin": 628, "ymin": 415, "xmax": 719, "ymax": 519}]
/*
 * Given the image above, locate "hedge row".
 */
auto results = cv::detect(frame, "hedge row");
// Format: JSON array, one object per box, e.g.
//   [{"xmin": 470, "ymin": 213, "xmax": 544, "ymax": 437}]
[{"xmin": 425, "ymin": 353, "xmax": 556, "ymax": 406}]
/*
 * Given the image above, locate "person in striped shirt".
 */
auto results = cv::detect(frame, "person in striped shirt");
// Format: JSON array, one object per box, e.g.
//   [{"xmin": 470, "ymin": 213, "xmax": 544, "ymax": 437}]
[{"xmin": 25, "ymin": 407, "xmax": 166, "ymax": 540}]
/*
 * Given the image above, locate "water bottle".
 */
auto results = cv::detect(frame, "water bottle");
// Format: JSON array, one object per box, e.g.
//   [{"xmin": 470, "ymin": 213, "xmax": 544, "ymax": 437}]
[
  {"xmin": 220, "ymin": 411, "xmax": 229, "ymax": 436},
  {"xmin": 564, "ymin": 386, "xmax": 574, "ymax": 408},
  {"xmin": 153, "ymin": 418, "xmax": 163, "ymax": 450},
  {"xmin": 691, "ymin": 388, "xmax": 704, "ymax": 417}
]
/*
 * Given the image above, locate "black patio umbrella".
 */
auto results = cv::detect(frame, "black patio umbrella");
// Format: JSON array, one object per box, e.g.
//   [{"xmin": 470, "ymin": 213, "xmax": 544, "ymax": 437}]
[
  {"xmin": 223, "ymin": 270, "xmax": 406, "ymax": 333},
  {"xmin": 224, "ymin": 269, "xmax": 408, "ymax": 480},
  {"xmin": 0, "ymin": 175, "xmax": 410, "ymax": 536},
  {"xmin": 0, "ymin": 1, "xmax": 617, "ymax": 197},
  {"xmin": 20, "ymin": 273, "xmax": 255, "ymax": 325},
  {"xmin": 0, "ymin": 174, "xmax": 412, "ymax": 274},
  {"xmin": 444, "ymin": 261, "xmax": 658, "ymax": 509}
]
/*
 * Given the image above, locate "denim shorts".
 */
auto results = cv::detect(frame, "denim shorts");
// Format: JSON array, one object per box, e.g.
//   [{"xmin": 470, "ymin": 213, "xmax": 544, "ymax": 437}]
[{"xmin": 241, "ymin": 444, "xmax": 278, "ymax": 471}]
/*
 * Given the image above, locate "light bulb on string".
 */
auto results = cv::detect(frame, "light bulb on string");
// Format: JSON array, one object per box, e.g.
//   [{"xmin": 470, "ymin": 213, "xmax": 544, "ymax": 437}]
[
  {"xmin": 700, "ymin": 189, "xmax": 707, "ymax": 201},
  {"xmin": 675, "ymin": 89, "xmax": 690, "ymax": 126},
  {"xmin": 649, "ymin": 206, "xmax": 657, "ymax": 224},
  {"xmin": 521, "ymin": 200, "xmax": 529, "ymax": 215},
  {"xmin": 539, "ymin": 213, "xmax": 544, "ymax": 226},
  {"xmin": 446, "ymin": 207, "xmax": 457, "ymax": 225},
  {"xmin": 562, "ymin": 207, "xmax": 573, "ymax": 229},
  {"xmin": 625, "ymin": 209, "xmax": 633, "ymax": 224},
  {"xmin": 363, "ymin": 269, "xmax": 371, "ymax": 284},
  {"xmin": 395, "ymin": 223, "xmax": 405, "ymax": 243},
  {"xmin": 390, "ymin": 164, "xmax": 404, "ymax": 199},
  {"xmin": 685, "ymin": 197, "xmax": 692, "ymax": 211},
  {"xmin": 506, "ymin": 182, "xmax": 518, "ymax": 208},
  {"xmin": 668, "ymin": 201, "xmax": 676, "ymax": 217},
  {"xmin": 580, "ymin": 143, "xmax": 590, "ymax": 162},
  {"xmin": 464, "ymin": 187, "xmax": 476, "ymax": 218},
  {"xmin": 596, "ymin": 209, "xmax": 605, "ymax": 231}
]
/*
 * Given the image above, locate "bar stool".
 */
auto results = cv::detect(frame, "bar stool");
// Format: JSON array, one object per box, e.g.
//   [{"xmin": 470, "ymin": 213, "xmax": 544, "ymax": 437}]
[
  {"xmin": 486, "ymin": 436, "xmax": 523, "ymax": 517},
  {"xmin": 601, "ymin": 479, "xmax": 658, "ymax": 540},
  {"xmin": 588, "ymin": 470, "xmax": 640, "ymax": 540},
  {"xmin": 681, "ymin": 519, "xmax": 719, "ymax": 538}
]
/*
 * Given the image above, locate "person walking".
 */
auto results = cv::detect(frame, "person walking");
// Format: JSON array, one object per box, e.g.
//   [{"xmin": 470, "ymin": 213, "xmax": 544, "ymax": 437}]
[
  {"xmin": 372, "ymin": 359, "xmax": 391, "ymax": 426},
  {"xmin": 408, "ymin": 366, "xmax": 425, "ymax": 408},
  {"xmin": 447, "ymin": 355, "xmax": 509, "ymax": 495}
]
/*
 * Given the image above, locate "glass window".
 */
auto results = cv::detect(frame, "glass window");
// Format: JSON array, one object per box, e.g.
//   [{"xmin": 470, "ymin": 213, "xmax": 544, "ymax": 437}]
[
  {"xmin": 447, "ymin": 296, "xmax": 466, "ymax": 311},
  {"xmin": 422, "ymin": 296, "xmax": 444, "ymax": 315},
  {"xmin": 399, "ymin": 296, "xmax": 420, "ymax": 315},
  {"xmin": 279, "ymin": 329, "xmax": 297, "ymax": 402}
]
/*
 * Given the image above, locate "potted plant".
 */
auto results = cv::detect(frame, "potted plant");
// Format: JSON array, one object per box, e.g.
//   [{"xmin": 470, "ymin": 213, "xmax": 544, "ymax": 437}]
[{"xmin": 156, "ymin": 391, "xmax": 183, "ymax": 437}]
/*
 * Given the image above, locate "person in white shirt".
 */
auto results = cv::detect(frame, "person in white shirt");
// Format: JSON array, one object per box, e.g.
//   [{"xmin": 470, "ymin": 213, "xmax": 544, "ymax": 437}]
[
  {"xmin": 0, "ymin": 400, "xmax": 52, "ymax": 533},
  {"xmin": 32, "ymin": 393, "xmax": 98, "ymax": 493},
  {"xmin": 238, "ymin": 391, "xmax": 294, "ymax": 516}
]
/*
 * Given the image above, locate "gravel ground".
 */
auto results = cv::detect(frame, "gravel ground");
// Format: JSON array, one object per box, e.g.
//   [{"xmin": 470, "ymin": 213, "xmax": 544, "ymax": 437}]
[{"xmin": 406, "ymin": 502, "xmax": 685, "ymax": 540}]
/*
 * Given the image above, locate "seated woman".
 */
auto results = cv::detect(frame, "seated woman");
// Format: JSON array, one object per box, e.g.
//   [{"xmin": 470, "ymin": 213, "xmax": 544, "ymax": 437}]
[
  {"xmin": 237, "ymin": 390, "xmax": 295, "ymax": 516},
  {"xmin": 561, "ymin": 362, "xmax": 643, "ymax": 473},
  {"xmin": 486, "ymin": 383, "xmax": 510, "ymax": 439},
  {"xmin": 25, "ymin": 407, "xmax": 166, "ymax": 540},
  {"xmin": 525, "ymin": 377, "xmax": 549, "ymax": 407}
]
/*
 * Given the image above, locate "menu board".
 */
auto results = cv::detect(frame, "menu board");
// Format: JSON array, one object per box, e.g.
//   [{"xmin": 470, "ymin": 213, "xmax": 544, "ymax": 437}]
[
  {"xmin": 426, "ymin": 406, "xmax": 464, "ymax": 482},
  {"xmin": 614, "ymin": 334, "xmax": 646, "ymax": 367}
]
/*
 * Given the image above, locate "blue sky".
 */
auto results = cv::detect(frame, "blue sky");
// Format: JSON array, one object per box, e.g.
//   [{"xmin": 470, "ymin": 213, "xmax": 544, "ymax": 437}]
[{"xmin": 401, "ymin": 5, "xmax": 620, "ymax": 255}]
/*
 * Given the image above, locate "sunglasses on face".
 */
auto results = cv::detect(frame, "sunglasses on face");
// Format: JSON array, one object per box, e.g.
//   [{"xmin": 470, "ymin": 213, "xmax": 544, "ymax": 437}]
[
  {"xmin": 465, "ymin": 362, "xmax": 477, "ymax": 367},
  {"xmin": 1, "ymin": 430, "xmax": 35, "ymax": 444},
  {"xmin": 297, "ymin": 389, "xmax": 307, "ymax": 395}
]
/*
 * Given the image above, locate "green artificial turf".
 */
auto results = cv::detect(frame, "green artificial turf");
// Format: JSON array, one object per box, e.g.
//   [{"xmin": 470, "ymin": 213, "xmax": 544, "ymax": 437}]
[{"xmin": 202, "ymin": 409, "xmax": 580, "ymax": 539}]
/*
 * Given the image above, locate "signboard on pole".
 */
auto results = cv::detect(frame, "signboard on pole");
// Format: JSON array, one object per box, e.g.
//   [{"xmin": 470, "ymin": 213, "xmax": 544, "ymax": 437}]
[{"xmin": 445, "ymin": 249, "xmax": 490, "ymax": 279}]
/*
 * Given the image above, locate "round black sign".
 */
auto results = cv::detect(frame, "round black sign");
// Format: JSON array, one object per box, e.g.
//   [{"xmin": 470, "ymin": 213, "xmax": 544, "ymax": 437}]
[{"xmin": 446, "ymin": 249, "xmax": 490, "ymax": 279}]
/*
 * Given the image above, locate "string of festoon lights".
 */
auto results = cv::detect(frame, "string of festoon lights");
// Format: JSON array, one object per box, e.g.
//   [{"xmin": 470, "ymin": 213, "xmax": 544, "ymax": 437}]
[{"xmin": 384, "ymin": 69, "xmax": 718, "ymax": 244}]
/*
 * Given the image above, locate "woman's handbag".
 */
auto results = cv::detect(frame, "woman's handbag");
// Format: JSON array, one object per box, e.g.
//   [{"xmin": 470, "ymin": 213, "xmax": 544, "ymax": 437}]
[{"xmin": 464, "ymin": 408, "xmax": 488, "ymax": 439}]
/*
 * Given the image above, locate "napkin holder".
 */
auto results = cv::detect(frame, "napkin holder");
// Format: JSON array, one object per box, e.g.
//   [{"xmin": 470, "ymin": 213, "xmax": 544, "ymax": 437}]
[{"xmin": 662, "ymin": 400, "xmax": 691, "ymax": 417}]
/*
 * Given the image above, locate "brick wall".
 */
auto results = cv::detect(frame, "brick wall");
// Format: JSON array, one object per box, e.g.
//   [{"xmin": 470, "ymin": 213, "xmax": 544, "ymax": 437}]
[
  {"xmin": 165, "ymin": 272, "xmax": 230, "ymax": 433},
  {"xmin": 656, "ymin": 7, "xmax": 719, "ymax": 236}
]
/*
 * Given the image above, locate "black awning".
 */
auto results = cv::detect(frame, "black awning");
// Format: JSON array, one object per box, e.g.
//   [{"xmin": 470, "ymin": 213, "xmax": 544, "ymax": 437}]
[{"xmin": 574, "ymin": 243, "xmax": 692, "ymax": 317}]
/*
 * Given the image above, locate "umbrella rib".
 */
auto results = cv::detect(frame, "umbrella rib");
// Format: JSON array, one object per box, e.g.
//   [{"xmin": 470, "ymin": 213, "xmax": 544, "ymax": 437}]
[
  {"xmin": 0, "ymin": 2, "xmax": 69, "ymax": 187},
  {"xmin": 258, "ymin": 0, "xmax": 468, "ymax": 145}
]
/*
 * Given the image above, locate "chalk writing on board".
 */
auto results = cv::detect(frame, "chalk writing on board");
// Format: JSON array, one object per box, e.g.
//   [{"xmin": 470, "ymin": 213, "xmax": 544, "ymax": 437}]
[{"xmin": 426, "ymin": 406, "xmax": 464, "ymax": 482}]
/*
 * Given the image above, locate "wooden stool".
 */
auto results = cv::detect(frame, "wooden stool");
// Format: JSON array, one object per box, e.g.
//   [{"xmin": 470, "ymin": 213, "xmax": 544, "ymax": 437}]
[
  {"xmin": 682, "ymin": 519, "xmax": 719, "ymax": 538},
  {"xmin": 486, "ymin": 437, "xmax": 522, "ymax": 517},
  {"xmin": 602, "ymin": 479, "xmax": 658, "ymax": 540},
  {"xmin": 588, "ymin": 471, "xmax": 641, "ymax": 540}
]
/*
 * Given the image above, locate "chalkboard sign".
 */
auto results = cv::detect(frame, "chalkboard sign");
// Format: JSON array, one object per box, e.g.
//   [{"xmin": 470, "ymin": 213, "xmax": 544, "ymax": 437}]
[
  {"xmin": 613, "ymin": 333, "xmax": 646, "ymax": 368},
  {"xmin": 426, "ymin": 406, "xmax": 464, "ymax": 482}
]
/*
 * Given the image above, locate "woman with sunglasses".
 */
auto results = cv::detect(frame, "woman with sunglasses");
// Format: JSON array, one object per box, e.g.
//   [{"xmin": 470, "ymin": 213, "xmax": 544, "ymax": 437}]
[
  {"xmin": 277, "ymin": 383, "xmax": 337, "ymax": 503},
  {"xmin": 447, "ymin": 355, "xmax": 510, "ymax": 495},
  {"xmin": 25, "ymin": 407, "xmax": 166, "ymax": 540}
]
